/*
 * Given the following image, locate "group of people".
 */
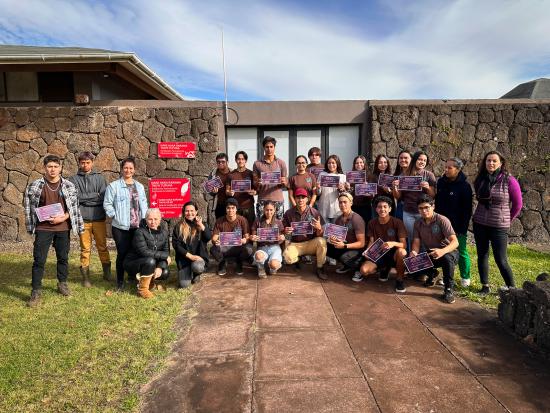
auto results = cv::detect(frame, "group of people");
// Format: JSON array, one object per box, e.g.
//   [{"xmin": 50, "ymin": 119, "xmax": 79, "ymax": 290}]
[{"xmin": 23, "ymin": 136, "xmax": 523, "ymax": 307}]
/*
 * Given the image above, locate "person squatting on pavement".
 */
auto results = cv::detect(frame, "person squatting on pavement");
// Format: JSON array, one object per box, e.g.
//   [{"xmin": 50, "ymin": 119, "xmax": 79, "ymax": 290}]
[
  {"xmin": 68, "ymin": 151, "xmax": 112, "ymax": 287},
  {"xmin": 24, "ymin": 154, "xmax": 84, "ymax": 307}
]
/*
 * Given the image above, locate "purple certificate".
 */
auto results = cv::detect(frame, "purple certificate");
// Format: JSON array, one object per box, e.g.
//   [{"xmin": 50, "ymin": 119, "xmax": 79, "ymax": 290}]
[
  {"xmin": 35, "ymin": 203, "xmax": 64, "ymax": 222},
  {"xmin": 320, "ymin": 175, "xmax": 341, "ymax": 188},
  {"xmin": 231, "ymin": 179, "xmax": 251, "ymax": 192},
  {"xmin": 291, "ymin": 221, "xmax": 313, "ymax": 235},
  {"xmin": 378, "ymin": 173, "xmax": 396, "ymax": 188},
  {"xmin": 309, "ymin": 167, "xmax": 324, "ymax": 178},
  {"xmin": 258, "ymin": 227, "xmax": 279, "ymax": 242},
  {"xmin": 346, "ymin": 171, "xmax": 366, "ymax": 184},
  {"xmin": 203, "ymin": 176, "xmax": 224, "ymax": 192},
  {"xmin": 398, "ymin": 176, "xmax": 423, "ymax": 191},
  {"xmin": 363, "ymin": 238, "xmax": 390, "ymax": 262},
  {"xmin": 403, "ymin": 252, "xmax": 434, "ymax": 273},
  {"xmin": 324, "ymin": 223, "xmax": 348, "ymax": 241},
  {"xmin": 261, "ymin": 171, "xmax": 281, "ymax": 185},
  {"xmin": 355, "ymin": 183, "xmax": 377, "ymax": 197},
  {"xmin": 220, "ymin": 231, "xmax": 242, "ymax": 247}
]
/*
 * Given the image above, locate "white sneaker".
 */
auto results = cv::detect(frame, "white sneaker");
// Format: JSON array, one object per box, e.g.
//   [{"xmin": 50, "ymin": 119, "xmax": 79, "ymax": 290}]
[
  {"xmin": 352, "ymin": 271, "xmax": 363, "ymax": 282},
  {"xmin": 335, "ymin": 265, "xmax": 350, "ymax": 274},
  {"xmin": 460, "ymin": 278, "xmax": 471, "ymax": 287},
  {"xmin": 328, "ymin": 258, "xmax": 337, "ymax": 266}
]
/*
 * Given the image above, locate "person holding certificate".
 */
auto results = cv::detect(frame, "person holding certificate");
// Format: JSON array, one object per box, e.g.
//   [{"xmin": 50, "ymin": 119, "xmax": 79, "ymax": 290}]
[
  {"xmin": 359, "ymin": 196, "xmax": 408, "ymax": 293},
  {"xmin": 393, "ymin": 150, "xmax": 412, "ymax": 220},
  {"xmin": 211, "ymin": 198, "xmax": 253, "ymax": 276},
  {"xmin": 282, "ymin": 188, "xmax": 328, "ymax": 280},
  {"xmin": 207, "ymin": 153, "xmax": 232, "ymax": 220},
  {"xmin": 349, "ymin": 155, "xmax": 372, "ymax": 224},
  {"xmin": 327, "ymin": 193, "xmax": 366, "ymax": 278},
  {"xmin": 289, "ymin": 155, "xmax": 318, "ymax": 208},
  {"xmin": 123, "ymin": 208, "xmax": 171, "ymax": 299},
  {"xmin": 306, "ymin": 146, "xmax": 323, "ymax": 176},
  {"xmin": 172, "ymin": 201, "xmax": 211, "ymax": 288},
  {"xmin": 411, "ymin": 195, "xmax": 459, "ymax": 304},
  {"xmin": 226, "ymin": 151, "xmax": 257, "ymax": 226},
  {"xmin": 370, "ymin": 154, "xmax": 394, "ymax": 198},
  {"xmin": 250, "ymin": 201, "xmax": 285, "ymax": 278},
  {"xmin": 24, "ymin": 154, "xmax": 84, "ymax": 307},
  {"xmin": 317, "ymin": 155, "xmax": 349, "ymax": 223}
]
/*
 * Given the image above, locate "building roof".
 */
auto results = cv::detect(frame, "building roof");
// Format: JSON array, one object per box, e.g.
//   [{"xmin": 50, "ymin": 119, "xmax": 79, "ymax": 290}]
[
  {"xmin": 500, "ymin": 78, "xmax": 550, "ymax": 99},
  {"xmin": 0, "ymin": 44, "xmax": 183, "ymax": 100}
]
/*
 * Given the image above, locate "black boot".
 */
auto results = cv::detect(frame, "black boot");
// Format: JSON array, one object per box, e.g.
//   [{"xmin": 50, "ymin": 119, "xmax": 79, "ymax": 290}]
[{"xmin": 102, "ymin": 262, "xmax": 112, "ymax": 281}]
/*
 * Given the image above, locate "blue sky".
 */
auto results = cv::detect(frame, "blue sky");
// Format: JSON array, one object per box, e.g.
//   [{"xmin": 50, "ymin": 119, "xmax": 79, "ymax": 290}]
[{"xmin": 1, "ymin": 0, "xmax": 549, "ymax": 101}]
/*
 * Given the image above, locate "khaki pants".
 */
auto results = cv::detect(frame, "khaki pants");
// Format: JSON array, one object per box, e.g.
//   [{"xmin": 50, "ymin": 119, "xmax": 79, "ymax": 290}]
[
  {"xmin": 79, "ymin": 220, "xmax": 110, "ymax": 267},
  {"xmin": 283, "ymin": 237, "xmax": 327, "ymax": 268}
]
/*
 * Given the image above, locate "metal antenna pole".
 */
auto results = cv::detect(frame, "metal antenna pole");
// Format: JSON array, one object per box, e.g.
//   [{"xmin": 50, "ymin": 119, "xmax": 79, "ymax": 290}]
[{"xmin": 221, "ymin": 27, "xmax": 228, "ymax": 124}]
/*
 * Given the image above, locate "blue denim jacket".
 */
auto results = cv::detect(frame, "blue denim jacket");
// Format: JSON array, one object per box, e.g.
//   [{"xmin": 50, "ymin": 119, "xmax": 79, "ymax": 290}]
[{"xmin": 103, "ymin": 179, "xmax": 148, "ymax": 230}]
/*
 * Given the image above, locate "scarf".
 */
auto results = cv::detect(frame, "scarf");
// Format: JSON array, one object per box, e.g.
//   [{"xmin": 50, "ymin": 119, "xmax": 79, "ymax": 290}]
[{"xmin": 476, "ymin": 168, "xmax": 500, "ymax": 207}]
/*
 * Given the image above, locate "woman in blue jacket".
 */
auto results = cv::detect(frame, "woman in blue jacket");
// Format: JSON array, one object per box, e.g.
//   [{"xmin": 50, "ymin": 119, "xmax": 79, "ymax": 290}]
[
  {"xmin": 435, "ymin": 157, "xmax": 473, "ymax": 287},
  {"xmin": 104, "ymin": 156, "xmax": 148, "ymax": 290}
]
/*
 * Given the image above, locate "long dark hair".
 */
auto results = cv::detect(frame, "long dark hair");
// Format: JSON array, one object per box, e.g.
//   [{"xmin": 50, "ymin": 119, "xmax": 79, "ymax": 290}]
[
  {"xmin": 474, "ymin": 151, "xmax": 509, "ymax": 190},
  {"xmin": 372, "ymin": 154, "xmax": 392, "ymax": 175},
  {"xmin": 352, "ymin": 155, "xmax": 367, "ymax": 171},
  {"xmin": 177, "ymin": 201, "xmax": 200, "ymax": 241},
  {"xmin": 324, "ymin": 154, "xmax": 343, "ymax": 174},
  {"xmin": 406, "ymin": 151, "xmax": 429, "ymax": 175},
  {"xmin": 394, "ymin": 150, "xmax": 412, "ymax": 175}
]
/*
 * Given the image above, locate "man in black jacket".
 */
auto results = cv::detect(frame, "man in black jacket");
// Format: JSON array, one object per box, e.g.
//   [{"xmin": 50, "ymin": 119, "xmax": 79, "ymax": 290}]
[
  {"xmin": 69, "ymin": 152, "xmax": 111, "ymax": 286},
  {"xmin": 435, "ymin": 157, "xmax": 473, "ymax": 287}
]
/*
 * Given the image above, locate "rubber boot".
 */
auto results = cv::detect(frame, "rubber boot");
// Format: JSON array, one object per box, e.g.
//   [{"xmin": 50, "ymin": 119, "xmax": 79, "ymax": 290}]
[
  {"xmin": 137, "ymin": 274, "xmax": 154, "ymax": 299},
  {"xmin": 80, "ymin": 266, "xmax": 91, "ymax": 288},
  {"xmin": 102, "ymin": 262, "xmax": 112, "ymax": 281}
]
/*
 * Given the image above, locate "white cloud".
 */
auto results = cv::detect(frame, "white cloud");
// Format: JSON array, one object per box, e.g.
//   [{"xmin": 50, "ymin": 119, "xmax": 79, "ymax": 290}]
[{"xmin": 0, "ymin": 0, "xmax": 549, "ymax": 100}]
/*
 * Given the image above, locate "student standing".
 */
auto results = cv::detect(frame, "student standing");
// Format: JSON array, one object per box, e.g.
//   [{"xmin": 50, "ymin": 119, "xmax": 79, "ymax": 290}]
[
  {"xmin": 289, "ymin": 155, "xmax": 317, "ymax": 208},
  {"xmin": 226, "ymin": 151, "xmax": 257, "ymax": 226},
  {"xmin": 208, "ymin": 153, "xmax": 232, "ymax": 220},
  {"xmin": 317, "ymin": 155, "xmax": 349, "ymax": 223},
  {"xmin": 349, "ymin": 155, "xmax": 372, "ymax": 224},
  {"xmin": 393, "ymin": 150, "xmax": 412, "ymax": 220}
]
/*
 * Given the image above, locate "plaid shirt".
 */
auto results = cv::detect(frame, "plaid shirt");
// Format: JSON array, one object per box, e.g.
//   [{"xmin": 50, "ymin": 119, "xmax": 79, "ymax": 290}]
[{"xmin": 24, "ymin": 177, "xmax": 84, "ymax": 235}]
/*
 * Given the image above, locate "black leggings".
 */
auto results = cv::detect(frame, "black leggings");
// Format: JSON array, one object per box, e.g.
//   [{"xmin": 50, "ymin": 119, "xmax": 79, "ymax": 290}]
[
  {"xmin": 124, "ymin": 257, "xmax": 169, "ymax": 280},
  {"xmin": 473, "ymin": 222, "xmax": 515, "ymax": 287},
  {"xmin": 112, "ymin": 227, "xmax": 137, "ymax": 286}
]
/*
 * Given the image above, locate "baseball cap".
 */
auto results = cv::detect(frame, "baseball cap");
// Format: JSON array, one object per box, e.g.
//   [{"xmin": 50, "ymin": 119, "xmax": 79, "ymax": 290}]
[{"xmin": 294, "ymin": 188, "xmax": 308, "ymax": 198}]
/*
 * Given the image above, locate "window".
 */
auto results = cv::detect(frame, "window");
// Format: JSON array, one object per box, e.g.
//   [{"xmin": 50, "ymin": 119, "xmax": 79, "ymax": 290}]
[
  {"xmin": 328, "ymin": 126, "xmax": 360, "ymax": 171},
  {"xmin": 5, "ymin": 72, "xmax": 39, "ymax": 101},
  {"xmin": 38, "ymin": 72, "xmax": 74, "ymax": 102}
]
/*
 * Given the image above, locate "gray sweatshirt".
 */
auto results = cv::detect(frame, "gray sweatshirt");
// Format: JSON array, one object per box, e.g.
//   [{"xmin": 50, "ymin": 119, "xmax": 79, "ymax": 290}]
[{"xmin": 68, "ymin": 170, "xmax": 107, "ymax": 221}]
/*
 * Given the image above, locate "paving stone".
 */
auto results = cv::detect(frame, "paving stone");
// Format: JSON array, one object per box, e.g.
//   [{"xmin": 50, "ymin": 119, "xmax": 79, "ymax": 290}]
[
  {"xmin": 254, "ymin": 378, "xmax": 379, "ymax": 413},
  {"xmin": 324, "ymin": 282, "xmax": 409, "ymax": 314},
  {"xmin": 256, "ymin": 330, "xmax": 362, "ymax": 380},
  {"xmin": 257, "ymin": 295, "xmax": 338, "ymax": 329},
  {"xmin": 479, "ymin": 374, "xmax": 550, "ymax": 413},
  {"xmin": 196, "ymin": 277, "xmax": 257, "ymax": 314},
  {"xmin": 258, "ymin": 274, "xmax": 326, "ymax": 298}
]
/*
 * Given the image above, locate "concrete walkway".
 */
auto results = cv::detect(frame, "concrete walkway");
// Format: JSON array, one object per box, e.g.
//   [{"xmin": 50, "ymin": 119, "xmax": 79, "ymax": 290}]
[{"xmin": 140, "ymin": 265, "xmax": 550, "ymax": 413}]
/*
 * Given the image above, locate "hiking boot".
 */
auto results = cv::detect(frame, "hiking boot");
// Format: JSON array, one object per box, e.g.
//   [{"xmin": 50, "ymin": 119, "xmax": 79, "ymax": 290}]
[
  {"xmin": 352, "ymin": 271, "xmax": 363, "ymax": 282},
  {"xmin": 217, "ymin": 260, "xmax": 227, "ymax": 276},
  {"xmin": 460, "ymin": 278, "xmax": 471, "ymax": 287},
  {"xmin": 442, "ymin": 289, "xmax": 455, "ymax": 304},
  {"xmin": 236, "ymin": 261, "xmax": 244, "ymax": 275},
  {"xmin": 316, "ymin": 265, "xmax": 328, "ymax": 280},
  {"xmin": 57, "ymin": 282, "xmax": 71, "ymax": 296},
  {"xmin": 378, "ymin": 268, "xmax": 389, "ymax": 282},
  {"xmin": 395, "ymin": 279, "xmax": 406, "ymax": 293},
  {"xmin": 479, "ymin": 285, "xmax": 490, "ymax": 296},
  {"xmin": 336, "ymin": 265, "xmax": 350, "ymax": 274},
  {"xmin": 80, "ymin": 266, "xmax": 91, "ymax": 288},
  {"xmin": 27, "ymin": 289, "xmax": 41, "ymax": 308},
  {"xmin": 137, "ymin": 275, "xmax": 154, "ymax": 299},
  {"xmin": 258, "ymin": 265, "xmax": 267, "ymax": 279},
  {"xmin": 102, "ymin": 262, "xmax": 112, "ymax": 281}
]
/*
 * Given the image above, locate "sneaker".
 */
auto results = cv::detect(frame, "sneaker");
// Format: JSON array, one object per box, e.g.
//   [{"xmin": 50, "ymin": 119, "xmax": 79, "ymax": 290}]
[
  {"xmin": 395, "ymin": 279, "xmax": 406, "ymax": 293},
  {"xmin": 460, "ymin": 278, "xmax": 471, "ymax": 287},
  {"xmin": 479, "ymin": 285, "xmax": 490, "ymax": 296},
  {"xmin": 27, "ymin": 289, "xmax": 41, "ymax": 307},
  {"xmin": 378, "ymin": 268, "xmax": 389, "ymax": 282},
  {"xmin": 316, "ymin": 266, "xmax": 329, "ymax": 280},
  {"xmin": 57, "ymin": 282, "xmax": 71, "ymax": 296},
  {"xmin": 327, "ymin": 258, "xmax": 337, "ymax": 266},
  {"xmin": 443, "ymin": 289, "xmax": 455, "ymax": 304},
  {"xmin": 268, "ymin": 268, "xmax": 278, "ymax": 275},
  {"xmin": 257, "ymin": 265, "xmax": 267, "ymax": 279},
  {"xmin": 352, "ymin": 271, "xmax": 363, "ymax": 282},
  {"xmin": 301, "ymin": 255, "xmax": 313, "ymax": 264},
  {"xmin": 336, "ymin": 265, "xmax": 350, "ymax": 274},
  {"xmin": 424, "ymin": 269, "xmax": 439, "ymax": 287},
  {"xmin": 236, "ymin": 261, "xmax": 244, "ymax": 275},
  {"xmin": 217, "ymin": 261, "xmax": 227, "ymax": 276},
  {"xmin": 436, "ymin": 278, "xmax": 444, "ymax": 286}
]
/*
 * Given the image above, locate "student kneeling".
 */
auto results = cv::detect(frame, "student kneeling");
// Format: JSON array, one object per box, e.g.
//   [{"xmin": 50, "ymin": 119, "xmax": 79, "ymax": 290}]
[
  {"xmin": 411, "ymin": 195, "xmax": 459, "ymax": 304},
  {"xmin": 123, "ymin": 208, "xmax": 171, "ymax": 299},
  {"xmin": 326, "ymin": 192, "xmax": 366, "ymax": 278},
  {"xmin": 360, "ymin": 196, "xmax": 408, "ymax": 293}
]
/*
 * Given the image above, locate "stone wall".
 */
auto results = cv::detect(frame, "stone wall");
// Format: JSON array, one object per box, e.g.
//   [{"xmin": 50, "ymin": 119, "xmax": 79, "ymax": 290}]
[
  {"xmin": 498, "ymin": 274, "xmax": 550, "ymax": 353},
  {"xmin": 0, "ymin": 105, "xmax": 223, "ymax": 241},
  {"xmin": 368, "ymin": 101, "xmax": 550, "ymax": 243}
]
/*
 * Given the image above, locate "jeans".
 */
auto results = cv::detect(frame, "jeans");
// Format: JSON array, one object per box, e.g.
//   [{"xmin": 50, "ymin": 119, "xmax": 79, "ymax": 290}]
[
  {"xmin": 403, "ymin": 210, "xmax": 420, "ymax": 252},
  {"xmin": 395, "ymin": 201, "xmax": 404, "ymax": 220},
  {"xmin": 124, "ymin": 256, "xmax": 169, "ymax": 280},
  {"xmin": 326, "ymin": 244, "xmax": 363, "ymax": 270},
  {"xmin": 31, "ymin": 230, "xmax": 70, "ymax": 290},
  {"xmin": 457, "ymin": 233, "xmax": 471, "ymax": 280},
  {"xmin": 79, "ymin": 220, "xmax": 110, "ymax": 267},
  {"xmin": 473, "ymin": 222, "xmax": 515, "ymax": 287},
  {"xmin": 112, "ymin": 226, "xmax": 137, "ymax": 287},
  {"xmin": 211, "ymin": 243, "xmax": 254, "ymax": 263},
  {"xmin": 432, "ymin": 251, "xmax": 458, "ymax": 290},
  {"xmin": 176, "ymin": 258, "xmax": 206, "ymax": 287},
  {"xmin": 254, "ymin": 244, "xmax": 283, "ymax": 266}
]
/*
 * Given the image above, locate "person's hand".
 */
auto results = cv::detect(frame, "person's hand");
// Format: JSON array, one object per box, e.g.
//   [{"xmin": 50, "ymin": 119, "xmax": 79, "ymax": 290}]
[
  {"xmin": 213, "ymin": 238, "xmax": 220, "ymax": 246},
  {"xmin": 166, "ymin": 256, "xmax": 172, "ymax": 265},
  {"xmin": 196, "ymin": 215, "xmax": 205, "ymax": 230},
  {"xmin": 331, "ymin": 236, "xmax": 345, "ymax": 248},
  {"xmin": 392, "ymin": 179, "xmax": 400, "ymax": 190},
  {"xmin": 278, "ymin": 234, "xmax": 286, "ymax": 242},
  {"xmin": 49, "ymin": 214, "xmax": 66, "ymax": 225},
  {"xmin": 212, "ymin": 187, "xmax": 219, "ymax": 193},
  {"xmin": 429, "ymin": 248, "xmax": 443, "ymax": 260},
  {"xmin": 382, "ymin": 241, "xmax": 393, "ymax": 250},
  {"xmin": 153, "ymin": 268, "xmax": 162, "ymax": 279},
  {"xmin": 241, "ymin": 237, "xmax": 248, "ymax": 245},
  {"xmin": 409, "ymin": 250, "xmax": 418, "ymax": 258},
  {"xmin": 337, "ymin": 182, "xmax": 346, "ymax": 191},
  {"xmin": 420, "ymin": 181, "xmax": 429, "ymax": 190},
  {"xmin": 250, "ymin": 234, "xmax": 259, "ymax": 242},
  {"xmin": 228, "ymin": 189, "xmax": 235, "ymax": 196},
  {"xmin": 311, "ymin": 217, "xmax": 322, "ymax": 231},
  {"xmin": 285, "ymin": 226, "xmax": 293, "ymax": 235}
]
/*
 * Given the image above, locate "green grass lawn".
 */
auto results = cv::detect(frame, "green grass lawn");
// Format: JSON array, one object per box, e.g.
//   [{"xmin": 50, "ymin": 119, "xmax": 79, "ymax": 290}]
[{"xmin": 0, "ymin": 251, "xmax": 192, "ymax": 413}]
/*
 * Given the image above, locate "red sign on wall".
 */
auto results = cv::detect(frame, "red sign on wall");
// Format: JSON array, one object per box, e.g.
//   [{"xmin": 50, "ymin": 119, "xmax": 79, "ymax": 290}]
[
  {"xmin": 157, "ymin": 142, "xmax": 196, "ymax": 158},
  {"xmin": 149, "ymin": 178, "xmax": 191, "ymax": 218}
]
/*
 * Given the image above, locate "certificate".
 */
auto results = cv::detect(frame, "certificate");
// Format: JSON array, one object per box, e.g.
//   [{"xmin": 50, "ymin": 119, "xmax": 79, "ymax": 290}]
[
  {"xmin": 258, "ymin": 227, "xmax": 279, "ymax": 242},
  {"xmin": 346, "ymin": 171, "xmax": 366, "ymax": 184},
  {"xmin": 319, "ymin": 175, "xmax": 341, "ymax": 188},
  {"xmin": 231, "ymin": 179, "xmax": 251, "ymax": 192},
  {"xmin": 35, "ymin": 203, "xmax": 64, "ymax": 222},
  {"xmin": 203, "ymin": 176, "xmax": 224, "ymax": 192},
  {"xmin": 220, "ymin": 231, "xmax": 243, "ymax": 247},
  {"xmin": 324, "ymin": 223, "xmax": 348, "ymax": 242},
  {"xmin": 309, "ymin": 167, "xmax": 324, "ymax": 178},
  {"xmin": 291, "ymin": 221, "xmax": 313, "ymax": 235},
  {"xmin": 355, "ymin": 183, "xmax": 377, "ymax": 197},
  {"xmin": 403, "ymin": 252, "xmax": 434, "ymax": 273},
  {"xmin": 378, "ymin": 173, "xmax": 396, "ymax": 188},
  {"xmin": 261, "ymin": 171, "xmax": 281, "ymax": 185},
  {"xmin": 398, "ymin": 176, "xmax": 423, "ymax": 191},
  {"xmin": 363, "ymin": 238, "xmax": 390, "ymax": 262}
]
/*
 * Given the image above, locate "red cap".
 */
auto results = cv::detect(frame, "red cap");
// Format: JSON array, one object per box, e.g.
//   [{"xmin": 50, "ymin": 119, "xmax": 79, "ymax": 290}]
[{"xmin": 294, "ymin": 188, "xmax": 309, "ymax": 197}]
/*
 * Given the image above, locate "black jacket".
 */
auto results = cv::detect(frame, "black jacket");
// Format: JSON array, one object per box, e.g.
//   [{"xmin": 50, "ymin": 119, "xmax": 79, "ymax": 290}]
[
  {"xmin": 172, "ymin": 221, "xmax": 212, "ymax": 266},
  {"xmin": 127, "ymin": 220, "xmax": 170, "ymax": 262},
  {"xmin": 68, "ymin": 170, "xmax": 107, "ymax": 221},
  {"xmin": 435, "ymin": 171, "xmax": 473, "ymax": 234}
]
